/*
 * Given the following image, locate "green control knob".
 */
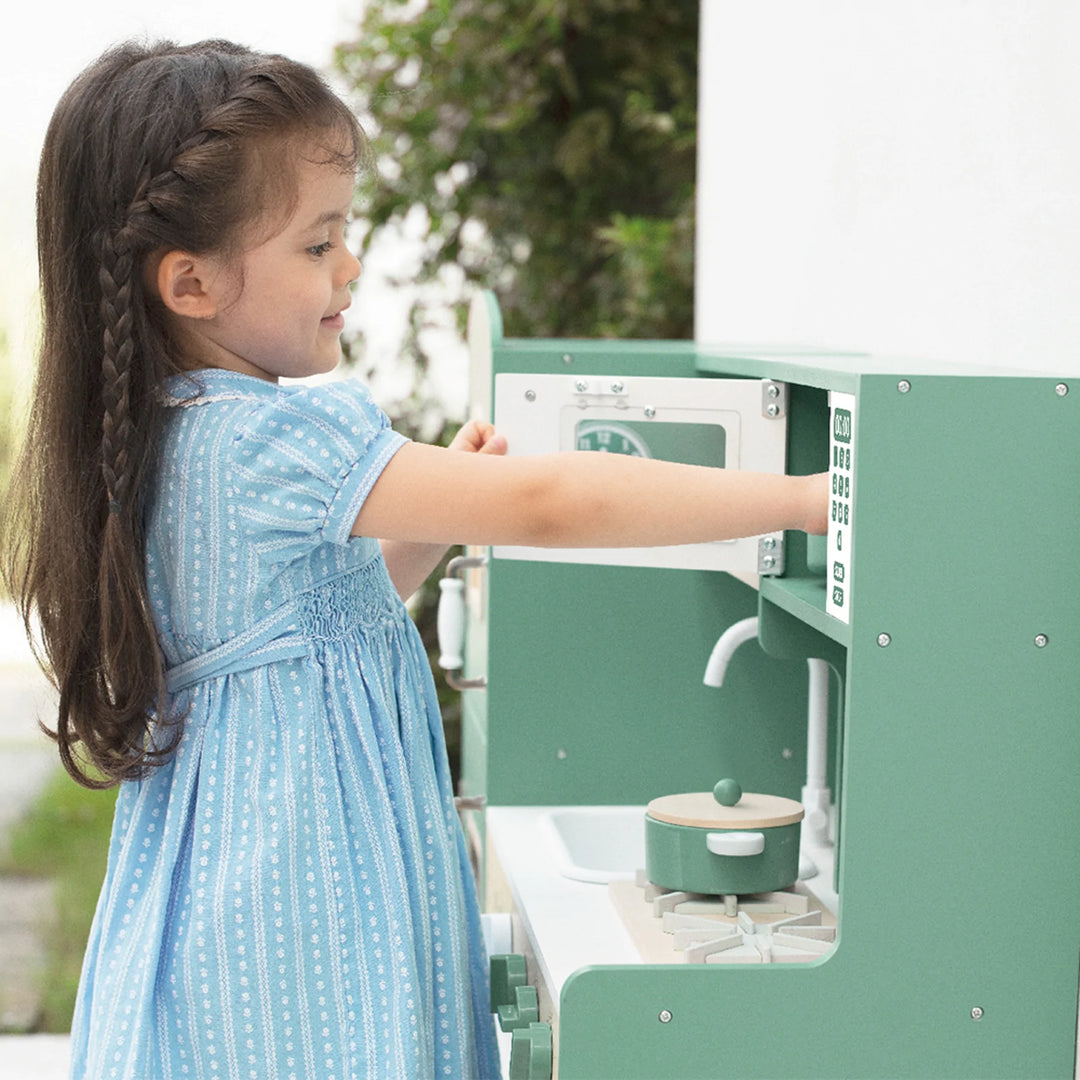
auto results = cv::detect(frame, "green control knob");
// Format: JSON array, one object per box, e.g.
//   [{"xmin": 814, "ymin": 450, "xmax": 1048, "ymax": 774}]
[
  {"xmin": 498, "ymin": 984, "xmax": 539, "ymax": 1032},
  {"xmin": 510, "ymin": 1022, "xmax": 553, "ymax": 1080},
  {"xmin": 713, "ymin": 778, "xmax": 742, "ymax": 806},
  {"xmin": 490, "ymin": 953, "xmax": 527, "ymax": 1012}
]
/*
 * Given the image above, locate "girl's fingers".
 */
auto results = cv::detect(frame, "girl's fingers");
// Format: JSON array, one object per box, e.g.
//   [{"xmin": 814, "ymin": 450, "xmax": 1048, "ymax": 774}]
[{"xmin": 477, "ymin": 432, "xmax": 507, "ymax": 456}]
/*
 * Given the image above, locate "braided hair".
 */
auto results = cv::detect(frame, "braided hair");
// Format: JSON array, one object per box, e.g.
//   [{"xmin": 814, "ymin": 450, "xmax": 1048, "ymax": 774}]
[{"xmin": 2, "ymin": 40, "xmax": 364, "ymax": 786}]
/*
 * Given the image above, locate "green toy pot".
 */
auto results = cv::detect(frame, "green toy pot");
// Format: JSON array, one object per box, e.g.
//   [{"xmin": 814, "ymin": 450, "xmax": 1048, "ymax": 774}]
[{"xmin": 645, "ymin": 784, "xmax": 804, "ymax": 896}]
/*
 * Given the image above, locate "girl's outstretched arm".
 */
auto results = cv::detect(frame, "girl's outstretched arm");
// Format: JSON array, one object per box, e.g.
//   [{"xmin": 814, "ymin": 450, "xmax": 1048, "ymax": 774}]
[
  {"xmin": 379, "ymin": 421, "xmax": 508, "ymax": 599},
  {"xmin": 357, "ymin": 441, "xmax": 828, "ymax": 549}
]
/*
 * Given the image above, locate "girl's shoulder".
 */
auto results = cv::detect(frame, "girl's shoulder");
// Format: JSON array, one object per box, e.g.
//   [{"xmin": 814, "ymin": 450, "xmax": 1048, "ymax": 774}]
[{"xmin": 160, "ymin": 366, "xmax": 403, "ymax": 487}]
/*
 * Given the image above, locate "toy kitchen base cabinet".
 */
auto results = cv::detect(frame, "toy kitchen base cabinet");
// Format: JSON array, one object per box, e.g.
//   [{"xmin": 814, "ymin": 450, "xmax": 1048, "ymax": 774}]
[{"xmin": 447, "ymin": 293, "xmax": 1079, "ymax": 1080}]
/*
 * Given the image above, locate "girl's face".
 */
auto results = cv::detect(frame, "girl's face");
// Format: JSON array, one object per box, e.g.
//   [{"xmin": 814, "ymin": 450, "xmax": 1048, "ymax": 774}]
[{"xmin": 189, "ymin": 151, "xmax": 362, "ymax": 382}]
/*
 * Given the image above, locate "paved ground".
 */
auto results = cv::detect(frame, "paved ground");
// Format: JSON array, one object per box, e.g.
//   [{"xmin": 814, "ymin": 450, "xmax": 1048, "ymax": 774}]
[{"xmin": 0, "ymin": 603, "xmax": 71, "ymax": 1076}]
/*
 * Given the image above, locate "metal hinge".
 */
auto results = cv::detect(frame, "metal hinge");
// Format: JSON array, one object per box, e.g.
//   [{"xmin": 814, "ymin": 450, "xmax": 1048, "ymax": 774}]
[
  {"xmin": 762, "ymin": 380, "xmax": 788, "ymax": 419},
  {"xmin": 758, "ymin": 534, "xmax": 785, "ymax": 575}
]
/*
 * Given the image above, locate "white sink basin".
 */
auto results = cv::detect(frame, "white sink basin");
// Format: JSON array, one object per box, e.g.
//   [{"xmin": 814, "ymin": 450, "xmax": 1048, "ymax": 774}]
[{"xmin": 540, "ymin": 805, "xmax": 646, "ymax": 883}]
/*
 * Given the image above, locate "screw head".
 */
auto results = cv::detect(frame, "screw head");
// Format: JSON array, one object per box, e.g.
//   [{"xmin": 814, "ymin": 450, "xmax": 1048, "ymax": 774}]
[
  {"xmin": 611, "ymin": 380, "xmax": 625, "ymax": 394},
  {"xmin": 644, "ymin": 406, "xmax": 656, "ymax": 419},
  {"xmin": 524, "ymin": 390, "xmax": 536, "ymax": 402},
  {"xmin": 897, "ymin": 380, "xmax": 912, "ymax": 394},
  {"xmin": 556, "ymin": 748, "xmax": 568, "ymax": 760},
  {"xmin": 562, "ymin": 353, "xmax": 574, "ymax": 365},
  {"xmin": 766, "ymin": 383, "xmax": 780, "ymax": 399},
  {"xmin": 970, "ymin": 1006, "xmax": 984, "ymax": 1021},
  {"xmin": 658, "ymin": 1010, "xmax": 672, "ymax": 1024},
  {"xmin": 1054, "ymin": 382, "xmax": 1068, "ymax": 397},
  {"xmin": 574, "ymin": 379, "xmax": 588, "ymax": 393},
  {"xmin": 1034, "ymin": 634, "xmax": 1049, "ymax": 648},
  {"xmin": 766, "ymin": 403, "xmax": 780, "ymax": 418},
  {"xmin": 877, "ymin": 633, "xmax": 892, "ymax": 648}
]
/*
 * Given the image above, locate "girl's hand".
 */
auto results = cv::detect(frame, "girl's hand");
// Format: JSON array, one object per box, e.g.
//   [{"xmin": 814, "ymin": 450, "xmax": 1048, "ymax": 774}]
[{"xmin": 447, "ymin": 420, "xmax": 507, "ymax": 457}]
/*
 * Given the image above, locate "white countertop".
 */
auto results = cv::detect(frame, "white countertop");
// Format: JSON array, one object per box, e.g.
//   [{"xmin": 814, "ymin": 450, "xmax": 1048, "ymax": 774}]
[{"xmin": 486, "ymin": 806, "xmax": 642, "ymax": 1003}]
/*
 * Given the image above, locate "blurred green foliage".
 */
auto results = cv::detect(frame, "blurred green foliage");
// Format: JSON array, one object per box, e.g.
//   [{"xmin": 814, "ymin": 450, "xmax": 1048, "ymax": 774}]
[
  {"xmin": 335, "ymin": 0, "xmax": 697, "ymax": 350},
  {"xmin": 1, "ymin": 770, "xmax": 116, "ymax": 1031}
]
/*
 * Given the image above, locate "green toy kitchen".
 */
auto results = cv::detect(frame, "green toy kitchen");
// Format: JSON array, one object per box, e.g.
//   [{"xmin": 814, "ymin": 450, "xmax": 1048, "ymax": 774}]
[
  {"xmin": 441, "ymin": 291, "xmax": 1078, "ymax": 1080},
  {"xmin": 436, "ymin": 8, "xmax": 1080, "ymax": 1076}
]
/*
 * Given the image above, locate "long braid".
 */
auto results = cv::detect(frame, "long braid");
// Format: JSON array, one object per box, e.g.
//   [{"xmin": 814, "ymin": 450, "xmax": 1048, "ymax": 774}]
[{"xmin": 99, "ymin": 224, "xmax": 138, "ymax": 515}]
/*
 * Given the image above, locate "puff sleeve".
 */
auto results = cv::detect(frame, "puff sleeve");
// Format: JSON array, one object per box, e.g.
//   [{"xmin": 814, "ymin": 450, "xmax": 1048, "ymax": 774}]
[{"xmin": 232, "ymin": 379, "xmax": 408, "ymax": 563}]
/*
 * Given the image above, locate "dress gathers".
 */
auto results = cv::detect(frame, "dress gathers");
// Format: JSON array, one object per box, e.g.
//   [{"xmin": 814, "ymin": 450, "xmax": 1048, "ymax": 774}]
[{"xmin": 70, "ymin": 369, "xmax": 500, "ymax": 1080}]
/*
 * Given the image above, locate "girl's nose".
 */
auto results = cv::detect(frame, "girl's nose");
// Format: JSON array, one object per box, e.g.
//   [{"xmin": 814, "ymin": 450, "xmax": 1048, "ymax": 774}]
[{"xmin": 342, "ymin": 248, "xmax": 362, "ymax": 286}]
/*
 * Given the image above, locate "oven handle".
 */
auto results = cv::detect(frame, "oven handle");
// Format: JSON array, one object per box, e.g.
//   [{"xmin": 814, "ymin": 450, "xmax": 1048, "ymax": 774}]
[{"xmin": 437, "ymin": 554, "xmax": 488, "ymax": 690}]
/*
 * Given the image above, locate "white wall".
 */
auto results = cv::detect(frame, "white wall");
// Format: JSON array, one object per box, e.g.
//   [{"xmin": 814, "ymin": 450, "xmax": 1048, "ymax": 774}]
[{"xmin": 695, "ymin": 0, "xmax": 1080, "ymax": 373}]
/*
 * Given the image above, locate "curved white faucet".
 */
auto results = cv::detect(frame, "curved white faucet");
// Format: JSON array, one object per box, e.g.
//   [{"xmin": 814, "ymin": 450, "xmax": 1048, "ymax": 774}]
[{"xmin": 702, "ymin": 616, "xmax": 760, "ymax": 687}]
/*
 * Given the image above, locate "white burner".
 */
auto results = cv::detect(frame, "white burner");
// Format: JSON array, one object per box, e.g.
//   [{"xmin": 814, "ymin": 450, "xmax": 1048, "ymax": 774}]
[{"xmin": 631, "ymin": 872, "xmax": 837, "ymax": 964}]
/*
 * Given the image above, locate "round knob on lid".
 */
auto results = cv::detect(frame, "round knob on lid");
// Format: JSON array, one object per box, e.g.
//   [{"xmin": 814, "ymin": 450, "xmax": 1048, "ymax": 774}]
[{"xmin": 712, "ymin": 778, "xmax": 742, "ymax": 806}]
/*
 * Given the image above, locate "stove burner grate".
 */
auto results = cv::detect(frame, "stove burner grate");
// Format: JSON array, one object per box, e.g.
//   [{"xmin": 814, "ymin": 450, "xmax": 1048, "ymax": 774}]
[{"xmin": 634, "ymin": 871, "xmax": 836, "ymax": 964}]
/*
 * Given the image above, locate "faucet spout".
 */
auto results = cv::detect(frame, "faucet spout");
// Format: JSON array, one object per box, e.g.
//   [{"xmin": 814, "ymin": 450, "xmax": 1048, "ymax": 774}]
[{"xmin": 703, "ymin": 616, "xmax": 760, "ymax": 687}]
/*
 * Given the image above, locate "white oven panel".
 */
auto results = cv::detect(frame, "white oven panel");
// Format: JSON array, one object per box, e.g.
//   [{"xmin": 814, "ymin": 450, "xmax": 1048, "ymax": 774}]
[{"xmin": 492, "ymin": 373, "xmax": 789, "ymax": 574}]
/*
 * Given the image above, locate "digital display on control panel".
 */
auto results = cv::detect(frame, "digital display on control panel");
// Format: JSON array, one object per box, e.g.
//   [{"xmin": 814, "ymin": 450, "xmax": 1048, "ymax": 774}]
[{"xmin": 826, "ymin": 392, "xmax": 855, "ymax": 623}]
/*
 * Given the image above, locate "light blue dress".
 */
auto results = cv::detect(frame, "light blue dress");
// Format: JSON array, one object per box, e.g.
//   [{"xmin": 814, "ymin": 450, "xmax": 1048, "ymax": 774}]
[{"xmin": 71, "ymin": 369, "xmax": 500, "ymax": 1080}]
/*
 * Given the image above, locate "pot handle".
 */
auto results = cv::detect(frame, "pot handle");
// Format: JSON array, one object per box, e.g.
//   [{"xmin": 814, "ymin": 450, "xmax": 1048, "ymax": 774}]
[{"xmin": 706, "ymin": 831, "xmax": 765, "ymax": 857}]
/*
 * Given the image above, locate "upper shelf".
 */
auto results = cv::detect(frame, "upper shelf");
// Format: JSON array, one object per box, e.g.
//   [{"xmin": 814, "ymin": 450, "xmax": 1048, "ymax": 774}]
[{"xmin": 759, "ymin": 574, "xmax": 851, "ymax": 648}]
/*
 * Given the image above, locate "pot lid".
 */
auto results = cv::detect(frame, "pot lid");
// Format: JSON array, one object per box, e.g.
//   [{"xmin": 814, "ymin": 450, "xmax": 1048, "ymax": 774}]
[{"xmin": 647, "ymin": 779, "xmax": 804, "ymax": 830}]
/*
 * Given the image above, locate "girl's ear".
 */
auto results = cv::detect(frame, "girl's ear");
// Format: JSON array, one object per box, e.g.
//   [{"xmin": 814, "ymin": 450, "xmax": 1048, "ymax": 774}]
[{"xmin": 154, "ymin": 250, "xmax": 222, "ymax": 319}]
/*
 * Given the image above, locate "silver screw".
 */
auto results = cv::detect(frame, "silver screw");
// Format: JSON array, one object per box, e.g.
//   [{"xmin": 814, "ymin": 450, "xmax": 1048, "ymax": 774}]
[
  {"xmin": 897, "ymin": 380, "xmax": 911, "ymax": 394},
  {"xmin": 524, "ymin": 390, "xmax": 536, "ymax": 402},
  {"xmin": 766, "ymin": 383, "xmax": 780, "ymax": 399},
  {"xmin": 644, "ymin": 406, "xmax": 656, "ymax": 419},
  {"xmin": 658, "ymin": 1010, "xmax": 672, "ymax": 1024},
  {"xmin": 562, "ymin": 353, "xmax": 574, "ymax": 365},
  {"xmin": 1054, "ymin": 382, "xmax": 1068, "ymax": 397},
  {"xmin": 574, "ymin": 379, "xmax": 588, "ymax": 393},
  {"xmin": 766, "ymin": 403, "xmax": 780, "ymax": 418},
  {"xmin": 877, "ymin": 633, "xmax": 892, "ymax": 648},
  {"xmin": 762, "ymin": 537, "xmax": 776, "ymax": 550},
  {"xmin": 611, "ymin": 380, "xmax": 625, "ymax": 394},
  {"xmin": 782, "ymin": 748, "xmax": 793, "ymax": 759},
  {"xmin": 1034, "ymin": 634, "xmax": 1049, "ymax": 648},
  {"xmin": 556, "ymin": 748, "xmax": 567, "ymax": 760},
  {"xmin": 762, "ymin": 556, "xmax": 776, "ymax": 570},
  {"xmin": 971, "ymin": 1006, "xmax": 984, "ymax": 1021}
]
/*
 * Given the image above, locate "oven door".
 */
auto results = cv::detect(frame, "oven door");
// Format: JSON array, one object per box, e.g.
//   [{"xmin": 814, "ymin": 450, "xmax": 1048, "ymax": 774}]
[{"xmin": 492, "ymin": 371, "xmax": 789, "ymax": 576}]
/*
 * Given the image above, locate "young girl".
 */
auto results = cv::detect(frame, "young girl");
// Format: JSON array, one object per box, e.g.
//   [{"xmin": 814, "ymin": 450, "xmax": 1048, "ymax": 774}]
[{"xmin": 4, "ymin": 39, "xmax": 827, "ymax": 1080}]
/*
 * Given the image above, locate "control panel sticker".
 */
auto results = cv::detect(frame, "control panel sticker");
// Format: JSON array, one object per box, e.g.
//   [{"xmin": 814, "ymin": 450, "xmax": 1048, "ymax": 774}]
[{"xmin": 826, "ymin": 391, "xmax": 855, "ymax": 624}]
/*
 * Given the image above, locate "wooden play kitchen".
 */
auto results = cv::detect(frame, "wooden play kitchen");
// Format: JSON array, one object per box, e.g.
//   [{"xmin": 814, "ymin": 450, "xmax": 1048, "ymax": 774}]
[{"xmin": 443, "ymin": 291, "xmax": 1079, "ymax": 1079}]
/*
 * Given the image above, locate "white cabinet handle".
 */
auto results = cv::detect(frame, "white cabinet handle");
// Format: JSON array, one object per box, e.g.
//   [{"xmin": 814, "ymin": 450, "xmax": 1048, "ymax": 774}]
[
  {"xmin": 705, "ymin": 831, "xmax": 765, "ymax": 857},
  {"xmin": 437, "ymin": 578, "xmax": 466, "ymax": 670},
  {"xmin": 436, "ymin": 555, "xmax": 487, "ymax": 690}
]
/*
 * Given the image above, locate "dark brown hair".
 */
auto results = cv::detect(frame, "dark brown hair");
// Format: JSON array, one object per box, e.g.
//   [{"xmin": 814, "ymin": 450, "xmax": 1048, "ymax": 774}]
[{"xmin": 1, "ymin": 40, "xmax": 364, "ymax": 787}]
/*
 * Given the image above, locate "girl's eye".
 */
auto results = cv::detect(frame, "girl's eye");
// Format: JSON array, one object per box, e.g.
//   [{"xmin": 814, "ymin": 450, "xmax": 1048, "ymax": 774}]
[{"xmin": 307, "ymin": 241, "xmax": 333, "ymax": 257}]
